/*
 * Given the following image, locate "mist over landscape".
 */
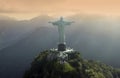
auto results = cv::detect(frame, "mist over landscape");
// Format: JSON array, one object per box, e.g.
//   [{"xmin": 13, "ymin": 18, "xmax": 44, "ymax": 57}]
[{"xmin": 0, "ymin": 14, "xmax": 120, "ymax": 78}]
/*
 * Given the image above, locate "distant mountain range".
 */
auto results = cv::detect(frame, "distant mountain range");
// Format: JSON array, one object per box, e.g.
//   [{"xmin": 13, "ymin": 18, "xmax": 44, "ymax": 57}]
[
  {"xmin": 0, "ymin": 15, "xmax": 120, "ymax": 78},
  {"xmin": 0, "ymin": 15, "xmax": 53, "ymax": 50}
]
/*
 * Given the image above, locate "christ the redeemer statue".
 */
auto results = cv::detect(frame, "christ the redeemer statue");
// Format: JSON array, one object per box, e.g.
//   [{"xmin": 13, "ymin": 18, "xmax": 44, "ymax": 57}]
[{"xmin": 49, "ymin": 17, "xmax": 74, "ymax": 51}]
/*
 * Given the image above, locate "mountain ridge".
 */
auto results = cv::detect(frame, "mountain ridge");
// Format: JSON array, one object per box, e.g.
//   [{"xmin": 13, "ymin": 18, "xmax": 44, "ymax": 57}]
[{"xmin": 24, "ymin": 50, "xmax": 120, "ymax": 78}]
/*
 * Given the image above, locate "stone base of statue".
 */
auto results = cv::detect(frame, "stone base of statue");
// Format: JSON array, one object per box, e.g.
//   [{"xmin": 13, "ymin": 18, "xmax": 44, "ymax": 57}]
[{"xmin": 58, "ymin": 43, "xmax": 66, "ymax": 51}]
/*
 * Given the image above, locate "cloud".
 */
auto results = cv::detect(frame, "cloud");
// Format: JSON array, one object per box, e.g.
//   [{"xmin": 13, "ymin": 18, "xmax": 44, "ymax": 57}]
[
  {"xmin": 0, "ymin": 0, "xmax": 68, "ymax": 13},
  {"xmin": 0, "ymin": 8, "xmax": 27, "ymax": 13},
  {"xmin": 0, "ymin": 0, "xmax": 120, "ymax": 16}
]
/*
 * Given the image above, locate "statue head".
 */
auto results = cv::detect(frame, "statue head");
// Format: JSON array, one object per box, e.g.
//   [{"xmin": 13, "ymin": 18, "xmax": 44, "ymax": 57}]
[{"xmin": 60, "ymin": 17, "xmax": 63, "ymax": 21}]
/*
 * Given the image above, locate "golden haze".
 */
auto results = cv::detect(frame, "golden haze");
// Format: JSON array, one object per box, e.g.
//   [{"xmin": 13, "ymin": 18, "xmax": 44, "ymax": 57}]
[{"xmin": 0, "ymin": 0, "xmax": 120, "ymax": 20}]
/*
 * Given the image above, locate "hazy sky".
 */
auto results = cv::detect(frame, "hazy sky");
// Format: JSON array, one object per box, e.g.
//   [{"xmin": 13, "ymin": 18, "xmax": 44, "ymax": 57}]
[{"xmin": 0, "ymin": 0, "xmax": 120, "ymax": 19}]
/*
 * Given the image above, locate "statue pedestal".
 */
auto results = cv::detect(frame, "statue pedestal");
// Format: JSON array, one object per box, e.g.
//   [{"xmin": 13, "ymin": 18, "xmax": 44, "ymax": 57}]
[{"xmin": 58, "ymin": 43, "xmax": 66, "ymax": 51}]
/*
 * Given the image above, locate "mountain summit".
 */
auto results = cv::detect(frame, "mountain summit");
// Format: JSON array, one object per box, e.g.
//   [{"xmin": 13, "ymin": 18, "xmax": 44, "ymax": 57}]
[{"xmin": 24, "ymin": 50, "xmax": 120, "ymax": 78}]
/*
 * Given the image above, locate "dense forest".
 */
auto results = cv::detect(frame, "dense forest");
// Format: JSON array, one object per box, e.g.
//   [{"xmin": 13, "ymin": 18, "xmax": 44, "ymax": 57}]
[{"xmin": 24, "ymin": 50, "xmax": 120, "ymax": 78}]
